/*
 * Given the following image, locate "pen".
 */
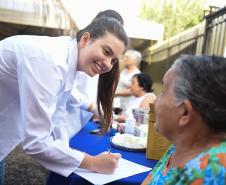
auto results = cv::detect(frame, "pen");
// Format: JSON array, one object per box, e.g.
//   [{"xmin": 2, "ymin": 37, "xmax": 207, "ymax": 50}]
[{"xmin": 108, "ymin": 145, "xmax": 111, "ymax": 154}]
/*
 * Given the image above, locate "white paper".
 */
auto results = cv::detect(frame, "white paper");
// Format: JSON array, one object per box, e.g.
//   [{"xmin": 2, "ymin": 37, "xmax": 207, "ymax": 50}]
[{"xmin": 75, "ymin": 158, "xmax": 152, "ymax": 185}]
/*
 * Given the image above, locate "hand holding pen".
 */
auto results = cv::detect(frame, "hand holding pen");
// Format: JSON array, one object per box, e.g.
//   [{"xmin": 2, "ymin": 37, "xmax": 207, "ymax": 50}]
[{"xmin": 84, "ymin": 150, "xmax": 121, "ymax": 174}]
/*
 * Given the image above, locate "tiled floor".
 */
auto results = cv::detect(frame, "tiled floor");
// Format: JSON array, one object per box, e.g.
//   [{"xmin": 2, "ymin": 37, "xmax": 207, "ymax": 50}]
[{"xmin": 5, "ymin": 147, "xmax": 48, "ymax": 185}]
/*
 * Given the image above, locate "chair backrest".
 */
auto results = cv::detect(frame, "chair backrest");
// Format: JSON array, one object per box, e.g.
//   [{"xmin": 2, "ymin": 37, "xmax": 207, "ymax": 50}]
[{"xmin": 146, "ymin": 103, "xmax": 171, "ymax": 160}]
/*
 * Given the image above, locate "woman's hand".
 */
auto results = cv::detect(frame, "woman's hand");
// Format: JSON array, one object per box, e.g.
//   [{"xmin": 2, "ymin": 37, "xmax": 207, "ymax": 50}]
[
  {"xmin": 80, "ymin": 152, "xmax": 121, "ymax": 174},
  {"xmin": 112, "ymin": 120, "xmax": 125, "ymax": 133},
  {"xmin": 91, "ymin": 152, "xmax": 121, "ymax": 174}
]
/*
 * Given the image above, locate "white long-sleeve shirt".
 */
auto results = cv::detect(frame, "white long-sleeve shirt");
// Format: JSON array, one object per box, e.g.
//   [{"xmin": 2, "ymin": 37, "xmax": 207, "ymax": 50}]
[
  {"xmin": 65, "ymin": 72, "xmax": 99, "ymax": 136},
  {"xmin": 0, "ymin": 35, "xmax": 85, "ymax": 177}
]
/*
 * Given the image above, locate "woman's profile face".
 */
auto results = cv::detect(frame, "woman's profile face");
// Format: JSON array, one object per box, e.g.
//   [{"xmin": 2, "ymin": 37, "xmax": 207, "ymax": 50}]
[
  {"xmin": 130, "ymin": 77, "xmax": 142, "ymax": 97},
  {"xmin": 154, "ymin": 69, "xmax": 182, "ymax": 139},
  {"xmin": 77, "ymin": 32, "xmax": 125, "ymax": 77}
]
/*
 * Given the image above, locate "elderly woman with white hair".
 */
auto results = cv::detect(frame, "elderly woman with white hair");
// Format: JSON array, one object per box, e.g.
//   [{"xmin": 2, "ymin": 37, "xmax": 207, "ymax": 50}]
[{"xmin": 114, "ymin": 49, "xmax": 142, "ymax": 112}]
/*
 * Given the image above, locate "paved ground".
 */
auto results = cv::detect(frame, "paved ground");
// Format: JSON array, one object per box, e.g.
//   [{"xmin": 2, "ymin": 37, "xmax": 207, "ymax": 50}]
[{"xmin": 5, "ymin": 146, "xmax": 48, "ymax": 185}]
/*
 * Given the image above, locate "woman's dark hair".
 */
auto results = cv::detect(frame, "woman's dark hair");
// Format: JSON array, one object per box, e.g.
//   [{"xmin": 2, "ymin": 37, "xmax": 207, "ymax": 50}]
[
  {"xmin": 97, "ymin": 62, "xmax": 120, "ymax": 132},
  {"xmin": 76, "ymin": 13, "xmax": 128, "ymax": 133},
  {"xmin": 93, "ymin": 9, "xmax": 124, "ymax": 25},
  {"xmin": 76, "ymin": 17, "xmax": 128, "ymax": 46},
  {"xmin": 172, "ymin": 55, "xmax": 226, "ymax": 133},
  {"xmin": 133, "ymin": 73, "xmax": 153, "ymax": 93}
]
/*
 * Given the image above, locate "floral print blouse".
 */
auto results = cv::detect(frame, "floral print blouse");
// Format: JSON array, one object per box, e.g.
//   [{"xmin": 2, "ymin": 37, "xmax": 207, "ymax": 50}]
[{"xmin": 142, "ymin": 141, "xmax": 226, "ymax": 185}]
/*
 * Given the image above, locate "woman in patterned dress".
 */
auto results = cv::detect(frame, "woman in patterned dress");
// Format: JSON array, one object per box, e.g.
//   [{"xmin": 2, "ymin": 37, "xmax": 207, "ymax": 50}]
[{"xmin": 142, "ymin": 55, "xmax": 226, "ymax": 185}]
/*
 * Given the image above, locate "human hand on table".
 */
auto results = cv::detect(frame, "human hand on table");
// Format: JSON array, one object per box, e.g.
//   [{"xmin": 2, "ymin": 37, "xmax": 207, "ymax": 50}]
[
  {"xmin": 92, "ymin": 152, "xmax": 121, "ymax": 174},
  {"xmin": 112, "ymin": 121, "xmax": 125, "ymax": 133},
  {"xmin": 80, "ymin": 152, "xmax": 121, "ymax": 174}
]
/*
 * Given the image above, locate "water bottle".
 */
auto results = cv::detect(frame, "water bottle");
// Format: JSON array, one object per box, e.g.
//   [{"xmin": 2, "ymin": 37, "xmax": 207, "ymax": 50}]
[{"xmin": 124, "ymin": 113, "xmax": 135, "ymax": 135}]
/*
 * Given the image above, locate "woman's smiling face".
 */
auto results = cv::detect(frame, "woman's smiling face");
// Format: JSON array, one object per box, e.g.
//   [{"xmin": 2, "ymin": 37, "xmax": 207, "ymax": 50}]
[{"xmin": 77, "ymin": 32, "xmax": 125, "ymax": 77}]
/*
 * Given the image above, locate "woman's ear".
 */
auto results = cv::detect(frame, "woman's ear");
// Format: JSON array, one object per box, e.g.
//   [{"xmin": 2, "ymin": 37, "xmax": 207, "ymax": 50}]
[
  {"xmin": 79, "ymin": 32, "xmax": 91, "ymax": 48},
  {"xmin": 178, "ymin": 99, "xmax": 193, "ymax": 127}
]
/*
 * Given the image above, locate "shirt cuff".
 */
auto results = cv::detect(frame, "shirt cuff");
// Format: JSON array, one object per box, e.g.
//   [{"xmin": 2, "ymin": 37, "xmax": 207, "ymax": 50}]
[
  {"xmin": 52, "ymin": 140, "xmax": 85, "ymax": 176},
  {"xmin": 80, "ymin": 100, "xmax": 91, "ymax": 111}
]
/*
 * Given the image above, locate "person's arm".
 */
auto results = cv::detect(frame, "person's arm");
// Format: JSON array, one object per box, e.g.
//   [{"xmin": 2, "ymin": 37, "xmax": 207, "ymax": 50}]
[
  {"xmin": 87, "ymin": 102, "xmax": 102, "ymax": 121},
  {"xmin": 115, "ymin": 87, "xmax": 132, "ymax": 97},
  {"xmin": 113, "ymin": 114, "xmax": 127, "ymax": 123},
  {"xmin": 139, "ymin": 93, "xmax": 156, "ymax": 109},
  {"xmin": 78, "ymin": 152, "xmax": 121, "ymax": 174},
  {"xmin": 18, "ymin": 57, "xmax": 86, "ymax": 177},
  {"xmin": 70, "ymin": 88, "xmax": 100, "ymax": 119},
  {"xmin": 18, "ymin": 57, "xmax": 119, "ymax": 177},
  {"xmin": 70, "ymin": 87, "xmax": 92, "ymax": 111}
]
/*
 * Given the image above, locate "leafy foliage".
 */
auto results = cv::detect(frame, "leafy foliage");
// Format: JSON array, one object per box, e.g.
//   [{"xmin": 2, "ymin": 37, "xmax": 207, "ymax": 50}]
[{"xmin": 140, "ymin": 0, "xmax": 205, "ymax": 39}]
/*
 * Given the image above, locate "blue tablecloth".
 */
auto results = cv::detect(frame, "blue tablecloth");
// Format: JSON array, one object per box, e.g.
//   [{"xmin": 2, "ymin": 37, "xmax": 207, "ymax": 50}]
[{"xmin": 46, "ymin": 121, "xmax": 158, "ymax": 185}]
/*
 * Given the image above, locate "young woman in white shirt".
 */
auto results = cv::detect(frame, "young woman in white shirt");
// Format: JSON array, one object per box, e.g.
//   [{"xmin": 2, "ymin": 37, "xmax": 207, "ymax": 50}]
[{"xmin": 0, "ymin": 10, "xmax": 128, "ymax": 179}]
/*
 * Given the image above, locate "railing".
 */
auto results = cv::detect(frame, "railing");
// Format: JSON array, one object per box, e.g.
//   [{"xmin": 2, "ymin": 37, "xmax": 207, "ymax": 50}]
[
  {"xmin": 146, "ymin": 7, "xmax": 226, "ymax": 63},
  {"xmin": 143, "ymin": 7, "xmax": 226, "ymax": 94},
  {"xmin": 202, "ymin": 6, "xmax": 226, "ymax": 56}
]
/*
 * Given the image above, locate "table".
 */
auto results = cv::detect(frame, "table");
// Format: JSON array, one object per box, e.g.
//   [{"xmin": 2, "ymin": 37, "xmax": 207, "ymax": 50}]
[{"xmin": 46, "ymin": 121, "xmax": 158, "ymax": 185}]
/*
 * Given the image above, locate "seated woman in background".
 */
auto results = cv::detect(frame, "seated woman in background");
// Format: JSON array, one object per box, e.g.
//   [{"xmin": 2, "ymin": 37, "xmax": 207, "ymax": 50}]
[
  {"xmin": 142, "ymin": 55, "xmax": 226, "ymax": 185},
  {"xmin": 114, "ymin": 73, "xmax": 156, "ymax": 123}
]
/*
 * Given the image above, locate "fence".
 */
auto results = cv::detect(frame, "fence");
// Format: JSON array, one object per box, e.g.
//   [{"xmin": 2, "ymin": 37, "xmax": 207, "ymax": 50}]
[
  {"xmin": 142, "ymin": 7, "xmax": 226, "ymax": 94},
  {"xmin": 201, "ymin": 7, "xmax": 226, "ymax": 56}
]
